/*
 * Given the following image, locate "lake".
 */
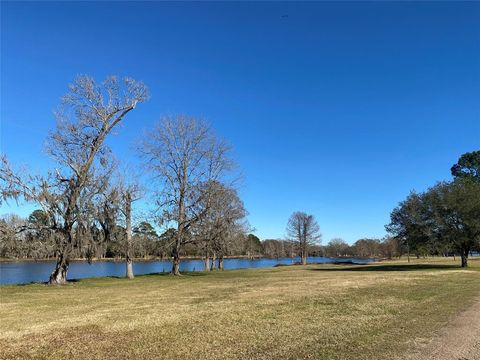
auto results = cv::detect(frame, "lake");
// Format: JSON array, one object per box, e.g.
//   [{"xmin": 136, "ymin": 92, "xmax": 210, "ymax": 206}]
[{"xmin": 0, "ymin": 256, "xmax": 376, "ymax": 285}]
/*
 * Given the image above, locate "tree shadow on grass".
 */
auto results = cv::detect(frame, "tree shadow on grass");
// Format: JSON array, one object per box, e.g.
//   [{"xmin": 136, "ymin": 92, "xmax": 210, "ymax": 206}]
[
  {"xmin": 309, "ymin": 263, "xmax": 461, "ymax": 272},
  {"xmin": 104, "ymin": 271, "xmax": 210, "ymax": 280},
  {"xmin": 57, "ymin": 271, "xmax": 210, "ymax": 285}
]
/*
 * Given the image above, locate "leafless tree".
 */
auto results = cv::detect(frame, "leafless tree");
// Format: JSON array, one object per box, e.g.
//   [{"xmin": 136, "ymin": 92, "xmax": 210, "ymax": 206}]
[
  {"xmin": 0, "ymin": 214, "xmax": 28, "ymax": 258},
  {"xmin": 139, "ymin": 115, "xmax": 233, "ymax": 275},
  {"xmin": 263, "ymin": 239, "xmax": 293, "ymax": 258},
  {"xmin": 193, "ymin": 180, "xmax": 247, "ymax": 270},
  {"xmin": 286, "ymin": 211, "xmax": 321, "ymax": 265},
  {"xmin": 94, "ymin": 174, "xmax": 140, "ymax": 278},
  {"xmin": 326, "ymin": 238, "xmax": 349, "ymax": 257},
  {"xmin": 95, "ymin": 184, "xmax": 120, "ymax": 259},
  {"xmin": 116, "ymin": 173, "xmax": 142, "ymax": 279},
  {"xmin": 0, "ymin": 75, "xmax": 148, "ymax": 284}
]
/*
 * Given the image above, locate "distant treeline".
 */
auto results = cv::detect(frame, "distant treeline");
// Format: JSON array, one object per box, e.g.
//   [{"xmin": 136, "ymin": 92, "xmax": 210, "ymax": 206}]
[
  {"xmin": 0, "ymin": 214, "xmax": 407, "ymax": 261},
  {"xmin": 0, "ymin": 215, "xmax": 261, "ymax": 261}
]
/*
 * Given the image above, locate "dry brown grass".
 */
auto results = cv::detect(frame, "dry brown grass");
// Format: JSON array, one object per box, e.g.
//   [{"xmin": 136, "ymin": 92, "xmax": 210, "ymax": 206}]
[{"xmin": 1, "ymin": 257, "xmax": 479, "ymax": 359}]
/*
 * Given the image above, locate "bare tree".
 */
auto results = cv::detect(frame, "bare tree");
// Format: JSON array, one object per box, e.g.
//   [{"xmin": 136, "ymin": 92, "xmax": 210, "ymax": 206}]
[
  {"xmin": 95, "ymin": 185, "xmax": 120, "ymax": 259},
  {"xmin": 118, "ymin": 176, "xmax": 142, "ymax": 279},
  {"xmin": 193, "ymin": 180, "xmax": 247, "ymax": 270},
  {"xmin": 140, "ymin": 115, "xmax": 233, "ymax": 275},
  {"xmin": 286, "ymin": 211, "xmax": 321, "ymax": 265},
  {"xmin": 326, "ymin": 238, "xmax": 349, "ymax": 257},
  {"xmin": 0, "ymin": 75, "xmax": 148, "ymax": 284},
  {"xmin": 91, "ymin": 162, "xmax": 144, "ymax": 278}
]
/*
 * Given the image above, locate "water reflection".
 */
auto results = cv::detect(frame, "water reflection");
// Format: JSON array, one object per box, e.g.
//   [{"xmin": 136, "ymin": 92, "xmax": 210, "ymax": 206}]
[{"xmin": 0, "ymin": 257, "xmax": 375, "ymax": 285}]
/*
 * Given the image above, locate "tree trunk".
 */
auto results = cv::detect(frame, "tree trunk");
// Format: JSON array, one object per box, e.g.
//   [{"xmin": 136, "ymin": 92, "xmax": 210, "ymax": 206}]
[
  {"xmin": 172, "ymin": 254, "xmax": 181, "ymax": 275},
  {"xmin": 203, "ymin": 245, "xmax": 210, "ymax": 271},
  {"xmin": 461, "ymin": 249, "xmax": 469, "ymax": 268},
  {"xmin": 301, "ymin": 255, "xmax": 307, "ymax": 265},
  {"xmin": 171, "ymin": 238, "xmax": 181, "ymax": 275},
  {"xmin": 172, "ymin": 176, "xmax": 186, "ymax": 276},
  {"xmin": 301, "ymin": 246, "xmax": 307, "ymax": 265},
  {"xmin": 49, "ymin": 227, "xmax": 73, "ymax": 284},
  {"xmin": 49, "ymin": 252, "xmax": 68, "ymax": 284},
  {"xmin": 126, "ymin": 258, "xmax": 134, "ymax": 279},
  {"xmin": 211, "ymin": 251, "xmax": 217, "ymax": 270},
  {"xmin": 125, "ymin": 192, "xmax": 134, "ymax": 279},
  {"xmin": 219, "ymin": 256, "xmax": 224, "ymax": 270}
]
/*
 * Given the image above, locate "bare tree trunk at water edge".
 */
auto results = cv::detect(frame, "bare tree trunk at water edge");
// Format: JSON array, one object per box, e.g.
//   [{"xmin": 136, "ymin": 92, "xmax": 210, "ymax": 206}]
[
  {"xmin": 211, "ymin": 251, "xmax": 217, "ymax": 270},
  {"xmin": 204, "ymin": 253, "xmax": 210, "ymax": 271},
  {"xmin": 125, "ymin": 191, "xmax": 134, "ymax": 279},
  {"xmin": 172, "ymin": 240, "xmax": 181, "ymax": 275},
  {"xmin": 172, "ymin": 257, "xmax": 180, "ymax": 275},
  {"xmin": 49, "ymin": 226, "xmax": 73, "ymax": 284},
  {"xmin": 49, "ymin": 251, "xmax": 69, "ymax": 284}
]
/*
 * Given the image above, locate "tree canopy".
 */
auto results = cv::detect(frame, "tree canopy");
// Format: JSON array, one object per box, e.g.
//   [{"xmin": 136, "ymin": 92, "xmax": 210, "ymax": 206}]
[{"xmin": 387, "ymin": 150, "xmax": 480, "ymax": 267}]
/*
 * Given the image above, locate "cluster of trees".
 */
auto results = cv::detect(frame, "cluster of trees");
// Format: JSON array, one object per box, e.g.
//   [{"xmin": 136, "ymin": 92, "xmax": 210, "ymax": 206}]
[
  {"xmin": 0, "ymin": 214, "xmax": 265, "ymax": 262},
  {"xmin": 0, "ymin": 76, "xmax": 326, "ymax": 283},
  {"xmin": 322, "ymin": 237, "xmax": 401, "ymax": 259},
  {"xmin": 261, "ymin": 237, "xmax": 401, "ymax": 259},
  {"xmin": 0, "ymin": 75, "xmax": 252, "ymax": 283},
  {"xmin": 386, "ymin": 151, "xmax": 480, "ymax": 267}
]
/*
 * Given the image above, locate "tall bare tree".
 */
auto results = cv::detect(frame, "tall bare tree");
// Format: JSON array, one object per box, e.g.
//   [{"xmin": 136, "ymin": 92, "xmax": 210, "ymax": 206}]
[
  {"xmin": 0, "ymin": 75, "xmax": 148, "ymax": 284},
  {"xmin": 94, "ymin": 172, "xmax": 141, "ymax": 278},
  {"xmin": 117, "ymin": 175, "xmax": 142, "ymax": 279},
  {"xmin": 193, "ymin": 180, "xmax": 247, "ymax": 271},
  {"xmin": 140, "ymin": 115, "xmax": 233, "ymax": 275},
  {"xmin": 286, "ymin": 211, "xmax": 321, "ymax": 265}
]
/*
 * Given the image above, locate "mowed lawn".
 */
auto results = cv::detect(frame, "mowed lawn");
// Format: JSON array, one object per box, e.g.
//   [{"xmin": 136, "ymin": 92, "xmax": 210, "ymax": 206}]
[{"xmin": 1, "ymin": 258, "xmax": 479, "ymax": 360}]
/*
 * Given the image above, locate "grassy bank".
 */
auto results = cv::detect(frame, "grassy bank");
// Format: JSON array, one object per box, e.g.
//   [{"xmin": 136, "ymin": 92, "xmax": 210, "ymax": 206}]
[{"xmin": 1, "ymin": 258, "xmax": 479, "ymax": 359}]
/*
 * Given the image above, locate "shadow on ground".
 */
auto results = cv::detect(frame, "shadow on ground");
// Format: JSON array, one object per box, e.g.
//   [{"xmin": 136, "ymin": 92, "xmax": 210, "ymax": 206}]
[{"xmin": 309, "ymin": 263, "xmax": 461, "ymax": 272}]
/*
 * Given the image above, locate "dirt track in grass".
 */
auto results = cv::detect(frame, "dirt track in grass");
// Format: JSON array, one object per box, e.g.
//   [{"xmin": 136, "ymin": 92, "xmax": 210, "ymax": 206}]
[{"xmin": 404, "ymin": 294, "xmax": 480, "ymax": 360}]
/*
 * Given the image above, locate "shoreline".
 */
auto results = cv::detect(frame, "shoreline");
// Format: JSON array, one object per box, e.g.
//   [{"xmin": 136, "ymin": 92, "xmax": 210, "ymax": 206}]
[{"xmin": 0, "ymin": 255, "xmax": 382, "ymax": 263}]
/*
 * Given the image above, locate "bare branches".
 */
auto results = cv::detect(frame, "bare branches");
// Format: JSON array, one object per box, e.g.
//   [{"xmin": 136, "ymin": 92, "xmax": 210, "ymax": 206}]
[
  {"xmin": 139, "ymin": 115, "xmax": 235, "ymax": 274},
  {"xmin": 1, "ymin": 75, "xmax": 148, "ymax": 283},
  {"xmin": 140, "ymin": 115, "xmax": 233, "ymax": 227},
  {"xmin": 47, "ymin": 76, "xmax": 148, "ymax": 180},
  {"xmin": 193, "ymin": 180, "xmax": 247, "ymax": 259},
  {"xmin": 286, "ymin": 211, "xmax": 321, "ymax": 264}
]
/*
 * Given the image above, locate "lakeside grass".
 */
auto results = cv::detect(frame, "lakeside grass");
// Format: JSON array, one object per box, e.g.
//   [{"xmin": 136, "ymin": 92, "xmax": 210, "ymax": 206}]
[{"xmin": 1, "ymin": 258, "xmax": 479, "ymax": 359}]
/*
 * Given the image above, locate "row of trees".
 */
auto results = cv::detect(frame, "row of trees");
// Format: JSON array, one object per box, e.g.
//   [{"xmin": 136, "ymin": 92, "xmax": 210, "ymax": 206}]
[
  {"xmin": 261, "ymin": 237, "xmax": 399, "ymax": 259},
  {"xmin": 0, "ymin": 214, "xmax": 263, "ymax": 261},
  {"xmin": 386, "ymin": 151, "xmax": 480, "ymax": 267},
  {"xmin": 0, "ymin": 212, "xmax": 401, "ymax": 261},
  {"xmin": 321, "ymin": 237, "xmax": 401, "ymax": 259}
]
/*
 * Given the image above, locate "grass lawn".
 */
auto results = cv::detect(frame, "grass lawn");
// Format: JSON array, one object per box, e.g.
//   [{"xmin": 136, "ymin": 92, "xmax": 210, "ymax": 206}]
[{"xmin": 1, "ymin": 257, "xmax": 479, "ymax": 359}]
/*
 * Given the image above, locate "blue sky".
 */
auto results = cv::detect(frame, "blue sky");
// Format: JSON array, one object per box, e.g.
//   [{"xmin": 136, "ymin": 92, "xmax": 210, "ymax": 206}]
[{"xmin": 1, "ymin": 2, "xmax": 479, "ymax": 244}]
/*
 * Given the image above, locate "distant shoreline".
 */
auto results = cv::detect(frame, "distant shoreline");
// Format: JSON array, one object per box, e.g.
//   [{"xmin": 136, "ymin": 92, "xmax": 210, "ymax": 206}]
[{"xmin": 0, "ymin": 255, "xmax": 381, "ymax": 263}]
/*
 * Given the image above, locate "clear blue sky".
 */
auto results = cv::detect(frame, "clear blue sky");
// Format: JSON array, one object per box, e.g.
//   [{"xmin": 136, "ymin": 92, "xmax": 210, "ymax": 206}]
[{"xmin": 1, "ymin": 2, "xmax": 479, "ymax": 244}]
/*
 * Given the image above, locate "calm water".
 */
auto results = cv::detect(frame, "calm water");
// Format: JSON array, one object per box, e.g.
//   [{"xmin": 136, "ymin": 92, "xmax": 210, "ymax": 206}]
[{"xmin": 0, "ymin": 257, "xmax": 375, "ymax": 285}]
